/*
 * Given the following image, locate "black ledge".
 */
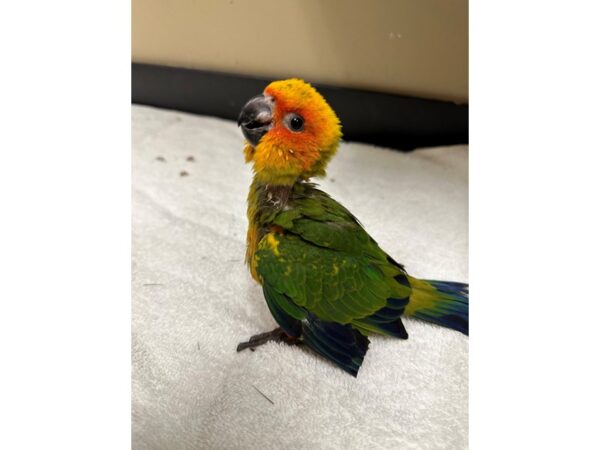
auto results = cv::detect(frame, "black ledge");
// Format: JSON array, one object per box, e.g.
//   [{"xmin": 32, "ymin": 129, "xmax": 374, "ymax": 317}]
[{"xmin": 132, "ymin": 63, "xmax": 468, "ymax": 151}]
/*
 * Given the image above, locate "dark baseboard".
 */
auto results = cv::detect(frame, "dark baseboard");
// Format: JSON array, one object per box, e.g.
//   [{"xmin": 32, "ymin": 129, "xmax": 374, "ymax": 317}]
[{"xmin": 132, "ymin": 63, "xmax": 468, "ymax": 151}]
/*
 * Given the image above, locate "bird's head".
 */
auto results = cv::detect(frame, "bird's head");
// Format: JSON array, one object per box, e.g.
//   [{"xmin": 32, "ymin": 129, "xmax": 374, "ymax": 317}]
[{"xmin": 238, "ymin": 79, "xmax": 342, "ymax": 185}]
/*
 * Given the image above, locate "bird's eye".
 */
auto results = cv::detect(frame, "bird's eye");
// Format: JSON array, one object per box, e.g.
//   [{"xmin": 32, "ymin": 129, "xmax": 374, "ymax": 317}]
[{"xmin": 287, "ymin": 114, "xmax": 304, "ymax": 132}]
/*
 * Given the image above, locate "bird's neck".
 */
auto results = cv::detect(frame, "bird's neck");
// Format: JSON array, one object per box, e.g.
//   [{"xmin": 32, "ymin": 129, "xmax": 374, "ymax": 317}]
[
  {"xmin": 247, "ymin": 176, "xmax": 294, "ymax": 223},
  {"xmin": 245, "ymin": 177, "xmax": 295, "ymax": 274}
]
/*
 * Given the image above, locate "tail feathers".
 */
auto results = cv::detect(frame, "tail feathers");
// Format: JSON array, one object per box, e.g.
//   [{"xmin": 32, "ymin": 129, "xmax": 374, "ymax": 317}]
[{"xmin": 408, "ymin": 278, "xmax": 469, "ymax": 335}]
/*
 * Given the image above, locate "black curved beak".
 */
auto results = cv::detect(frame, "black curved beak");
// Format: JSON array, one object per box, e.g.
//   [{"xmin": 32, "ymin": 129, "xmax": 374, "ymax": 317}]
[{"xmin": 238, "ymin": 94, "xmax": 274, "ymax": 146}]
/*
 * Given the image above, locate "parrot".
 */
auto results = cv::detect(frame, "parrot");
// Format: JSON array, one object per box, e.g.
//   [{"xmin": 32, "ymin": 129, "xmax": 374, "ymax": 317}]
[{"xmin": 236, "ymin": 79, "xmax": 468, "ymax": 376}]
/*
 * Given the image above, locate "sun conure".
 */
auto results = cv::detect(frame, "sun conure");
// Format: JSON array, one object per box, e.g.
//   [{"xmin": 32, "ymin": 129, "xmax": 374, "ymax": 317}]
[{"xmin": 236, "ymin": 79, "xmax": 468, "ymax": 376}]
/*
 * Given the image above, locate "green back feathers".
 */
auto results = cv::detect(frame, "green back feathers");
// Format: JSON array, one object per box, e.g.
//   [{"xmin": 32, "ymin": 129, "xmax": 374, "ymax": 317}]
[
  {"xmin": 250, "ymin": 181, "xmax": 467, "ymax": 375},
  {"xmin": 255, "ymin": 182, "xmax": 411, "ymax": 328}
]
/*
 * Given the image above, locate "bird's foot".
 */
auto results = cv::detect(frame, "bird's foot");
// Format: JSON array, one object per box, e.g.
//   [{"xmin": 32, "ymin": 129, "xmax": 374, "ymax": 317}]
[{"xmin": 236, "ymin": 327, "xmax": 298, "ymax": 352}]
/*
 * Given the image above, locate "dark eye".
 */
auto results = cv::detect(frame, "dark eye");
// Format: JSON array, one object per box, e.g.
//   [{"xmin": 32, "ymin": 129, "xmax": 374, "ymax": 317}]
[{"xmin": 289, "ymin": 114, "xmax": 304, "ymax": 132}]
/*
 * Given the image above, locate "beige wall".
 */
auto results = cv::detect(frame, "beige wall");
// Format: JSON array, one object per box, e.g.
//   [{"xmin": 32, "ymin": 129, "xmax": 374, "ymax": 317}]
[{"xmin": 132, "ymin": 0, "xmax": 467, "ymax": 103}]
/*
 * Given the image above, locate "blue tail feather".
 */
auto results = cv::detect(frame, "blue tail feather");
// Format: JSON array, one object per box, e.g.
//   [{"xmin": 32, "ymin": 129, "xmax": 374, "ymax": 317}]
[{"xmin": 412, "ymin": 279, "xmax": 469, "ymax": 335}]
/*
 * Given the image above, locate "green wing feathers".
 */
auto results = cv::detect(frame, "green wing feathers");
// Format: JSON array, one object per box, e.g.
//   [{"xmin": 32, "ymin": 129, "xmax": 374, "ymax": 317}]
[
  {"xmin": 253, "ymin": 182, "xmax": 468, "ymax": 375},
  {"xmin": 262, "ymin": 281, "xmax": 370, "ymax": 376},
  {"xmin": 257, "ymin": 233, "xmax": 409, "ymax": 324}
]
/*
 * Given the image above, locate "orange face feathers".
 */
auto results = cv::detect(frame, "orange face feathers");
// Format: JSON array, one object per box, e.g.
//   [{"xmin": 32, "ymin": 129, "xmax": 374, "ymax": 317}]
[{"xmin": 239, "ymin": 79, "xmax": 342, "ymax": 185}]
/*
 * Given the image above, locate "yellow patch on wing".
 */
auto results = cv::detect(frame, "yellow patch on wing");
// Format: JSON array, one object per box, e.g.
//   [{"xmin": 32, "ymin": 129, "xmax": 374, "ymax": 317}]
[{"xmin": 265, "ymin": 233, "xmax": 281, "ymax": 256}]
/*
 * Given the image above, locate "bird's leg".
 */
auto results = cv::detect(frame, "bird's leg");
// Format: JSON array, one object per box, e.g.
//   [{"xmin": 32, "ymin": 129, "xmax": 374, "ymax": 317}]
[{"xmin": 236, "ymin": 327, "xmax": 298, "ymax": 352}]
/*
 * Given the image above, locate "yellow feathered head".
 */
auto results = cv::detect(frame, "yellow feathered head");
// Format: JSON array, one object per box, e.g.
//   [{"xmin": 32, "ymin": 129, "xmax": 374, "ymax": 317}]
[{"xmin": 238, "ymin": 79, "xmax": 342, "ymax": 185}]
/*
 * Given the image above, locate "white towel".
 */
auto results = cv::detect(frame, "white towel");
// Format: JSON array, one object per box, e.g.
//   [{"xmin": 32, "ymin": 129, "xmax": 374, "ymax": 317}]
[{"xmin": 132, "ymin": 104, "xmax": 468, "ymax": 449}]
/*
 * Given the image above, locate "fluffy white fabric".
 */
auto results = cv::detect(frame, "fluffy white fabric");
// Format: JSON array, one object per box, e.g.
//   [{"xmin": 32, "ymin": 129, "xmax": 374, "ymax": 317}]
[{"xmin": 132, "ymin": 105, "xmax": 468, "ymax": 449}]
